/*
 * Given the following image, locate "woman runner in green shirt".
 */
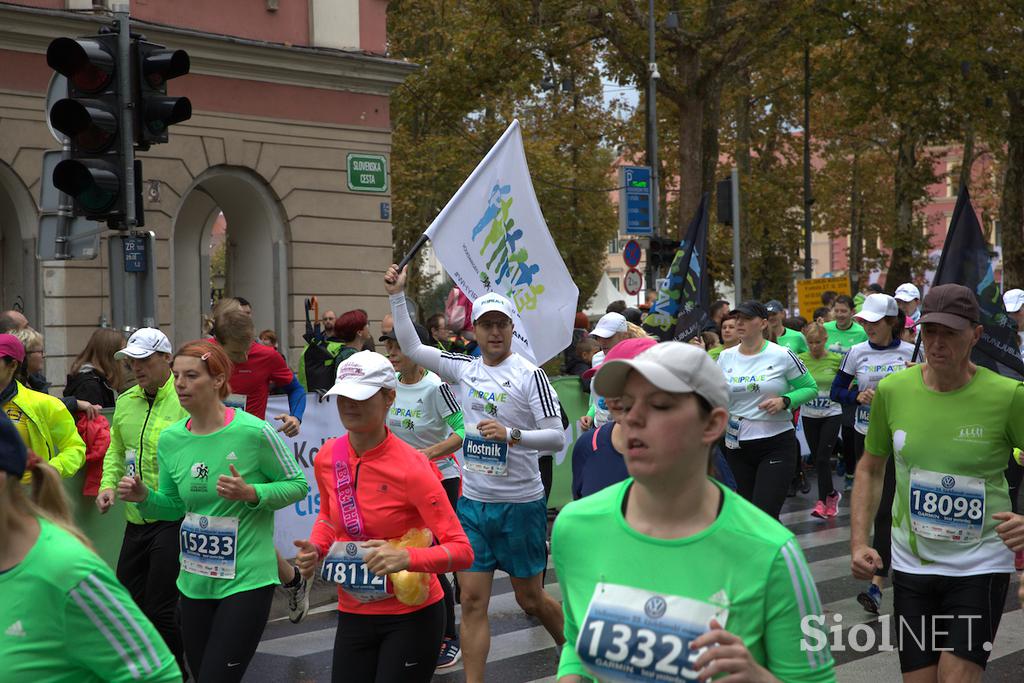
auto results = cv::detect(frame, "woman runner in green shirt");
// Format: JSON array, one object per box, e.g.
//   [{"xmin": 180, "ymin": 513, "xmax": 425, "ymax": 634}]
[
  {"xmin": 798, "ymin": 322, "xmax": 844, "ymax": 519},
  {"xmin": 0, "ymin": 412, "xmax": 181, "ymax": 683},
  {"xmin": 552, "ymin": 342, "xmax": 835, "ymax": 683},
  {"xmin": 119, "ymin": 341, "xmax": 307, "ymax": 682}
]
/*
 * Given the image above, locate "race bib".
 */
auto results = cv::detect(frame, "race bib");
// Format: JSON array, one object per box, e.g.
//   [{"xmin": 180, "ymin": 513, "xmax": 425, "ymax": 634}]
[
  {"xmin": 179, "ymin": 513, "xmax": 237, "ymax": 579},
  {"xmin": 577, "ymin": 583, "xmax": 729, "ymax": 683},
  {"xmin": 462, "ymin": 423, "xmax": 509, "ymax": 476},
  {"xmin": 321, "ymin": 541, "xmax": 393, "ymax": 603},
  {"xmin": 855, "ymin": 404, "xmax": 871, "ymax": 432},
  {"xmin": 724, "ymin": 416, "xmax": 740, "ymax": 450},
  {"xmin": 124, "ymin": 449, "xmax": 137, "ymax": 479},
  {"xmin": 909, "ymin": 468, "xmax": 985, "ymax": 542}
]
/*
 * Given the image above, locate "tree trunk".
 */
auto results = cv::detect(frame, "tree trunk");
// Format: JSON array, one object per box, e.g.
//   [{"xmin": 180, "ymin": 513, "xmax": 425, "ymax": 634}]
[
  {"xmin": 959, "ymin": 123, "xmax": 975, "ymax": 193},
  {"xmin": 734, "ymin": 70, "xmax": 753, "ymax": 299},
  {"xmin": 886, "ymin": 130, "xmax": 917, "ymax": 289},
  {"xmin": 1002, "ymin": 89, "xmax": 1024, "ymax": 286},
  {"xmin": 849, "ymin": 151, "xmax": 862, "ymax": 295},
  {"xmin": 675, "ymin": 46, "xmax": 703, "ymax": 241}
]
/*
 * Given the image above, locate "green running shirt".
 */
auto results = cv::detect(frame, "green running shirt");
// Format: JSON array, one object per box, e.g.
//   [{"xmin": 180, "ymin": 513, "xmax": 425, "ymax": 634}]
[
  {"xmin": 552, "ymin": 479, "xmax": 835, "ymax": 682},
  {"xmin": 777, "ymin": 327, "xmax": 809, "ymax": 354},
  {"xmin": 797, "ymin": 351, "xmax": 844, "ymax": 418},
  {"xmin": 0, "ymin": 518, "xmax": 180, "ymax": 682},
  {"xmin": 822, "ymin": 321, "xmax": 867, "ymax": 355},
  {"xmin": 138, "ymin": 410, "xmax": 307, "ymax": 599},
  {"xmin": 864, "ymin": 365, "xmax": 1024, "ymax": 575}
]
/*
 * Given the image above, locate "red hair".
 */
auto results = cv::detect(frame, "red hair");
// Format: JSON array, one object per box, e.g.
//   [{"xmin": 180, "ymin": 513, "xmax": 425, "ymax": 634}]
[
  {"xmin": 334, "ymin": 309, "xmax": 369, "ymax": 342},
  {"xmin": 173, "ymin": 340, "xmax": 233, "ymax": 399}
]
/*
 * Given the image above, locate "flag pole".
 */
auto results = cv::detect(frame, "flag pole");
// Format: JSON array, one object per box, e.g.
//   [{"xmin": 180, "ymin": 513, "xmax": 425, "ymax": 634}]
[{"xmin": 397, "ymin": 233, "xmax": 430, "ymax": 271}]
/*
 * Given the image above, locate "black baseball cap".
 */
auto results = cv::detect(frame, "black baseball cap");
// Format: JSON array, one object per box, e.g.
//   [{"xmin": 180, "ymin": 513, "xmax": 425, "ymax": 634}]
[
  {"xmin": 730, "ymin": 300, "xmax": 769, "ymax": 319},
  {"xmin": 379, "ymin": 322, "xmax": 433, "ymax": 347},
  {"xmin": 765, "ymin": 300, "xmax": 785, "ymax": 314},
  {"xmin": 0, "ymin": 411, "xmax": 27, "ymax": 478}
]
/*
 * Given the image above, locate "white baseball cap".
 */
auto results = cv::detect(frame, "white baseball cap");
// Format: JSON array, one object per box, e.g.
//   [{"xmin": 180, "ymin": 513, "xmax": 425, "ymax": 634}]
[
  {"xmin": 591, "ymin": 312, "xmax": 628, "ymax": 339},
  {"xmin": 471, "ymin": 292, "xmax": 516, "ymax": 324},
  {"xmin": 894, "ymin": 283, "xmax": 921, "ymax": 302},
  {"xmin": 324, "ymin": 350, "xmax": 397, "ymax": 400},
  {"xmin": 594, "ymin": 341, "xmax": 729, "ymax": 409},
  {"xmin": 115, "ymin": 328, "xmax": 172, "ymax": 359},
  {"xmin": 1004, "ymin": 288, "xmax": 1024, "ymax": 314},
  {"xmin": 855, "ymin": 293, "xmax": 900, "ymax": 323}
]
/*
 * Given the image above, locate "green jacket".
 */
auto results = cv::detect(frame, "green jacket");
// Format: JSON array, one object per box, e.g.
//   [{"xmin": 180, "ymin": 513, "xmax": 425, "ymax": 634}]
[
  {"xmin": 8, "ymin": 381, "xmax": 85, "ymax": 481},
  {"xmin": 100, "ymin": 373, "xmax": 187, "ymax": 524}
]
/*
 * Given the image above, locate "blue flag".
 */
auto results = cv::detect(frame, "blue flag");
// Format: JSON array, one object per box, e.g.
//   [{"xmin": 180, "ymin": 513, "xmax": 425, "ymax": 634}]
[{"xmin": 642, "ymin": 194, "xmax": 710, "ymax": 342}]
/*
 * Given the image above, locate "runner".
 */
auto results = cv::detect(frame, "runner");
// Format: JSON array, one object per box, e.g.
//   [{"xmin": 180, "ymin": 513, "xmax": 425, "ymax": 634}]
[
  {"xmin": 767, "ymin": 300, "xmax": 809, "ymax": 353},
  {"xmin": 581, "ymin": 321, "xmax": 650, "ymax": 432},
  {"xmin": 553, "ymin": 342, "xmax": 834, "ymax": 682},
  {"xmin": 894, "ymin": 283, "xmax": 922, "ymax": 323},
  {"xmin": 824, "ymin": 294, "xmax": 868, "ymax": 490},
  {"xmin": 717, "ymin": 301, "xmax": 817, "ymax": 519},
  {"xmin": 798, "ymin": 322, "xmax": 844, "ymax": 520},
  {"xmin": 118, "ymin": 340, "xmax": 307, "ymax": 682},
  {"xmin": 384, "ymin": 264, "xmax": 566, "ymax": 683},
  {"xmin": 0, "ymin": 333, "xmax": 85, "ymax": 480},
  {"xmin": 850, "ymin": 284, "xmax": 1024, "ymax": 681},
  {"xmin": 96, "ymin": 328, "xmax": 189, "ymax": 673},
  {"xmin": 708, "ymin": 313, "xmax": 738, "ymax": 360},
  {"xmin": 0, "ymin": 413, "xmax": 182, "ymax": 683},
  {"xmin": 209, "ymin": 307, "xmax": 312, "ymax": 620},
  {"xmin": 1004, "ymin": 288, "xmax": 1024, "ymax": 354},
  {"xmin": 291, "ymin": 351, "xmax": 474, "ymax": 682},
  {"xmin": 380, "ymin": 322, "xmax": 467, "ymax": 668},
  {"xmin": 831, "ymin": 293, "xmax": 915, "ymax": 615}
]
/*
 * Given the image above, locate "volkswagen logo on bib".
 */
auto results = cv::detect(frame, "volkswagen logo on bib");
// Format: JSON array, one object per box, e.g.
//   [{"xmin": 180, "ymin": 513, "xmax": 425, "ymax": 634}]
[
  {"xmin": 199, "ymin": 516, "xmax": 209, "ymax": 530},
  {"xmin": 941, "ymin": 475, "xmax": 956, "ymax": 489},
  {"xmin": 644, "ymin": 596, "xmax": 668, "ymax": 619},
  {"xmin": 346, "ymin": 542, "xmax": 358, "ymax": 556}
]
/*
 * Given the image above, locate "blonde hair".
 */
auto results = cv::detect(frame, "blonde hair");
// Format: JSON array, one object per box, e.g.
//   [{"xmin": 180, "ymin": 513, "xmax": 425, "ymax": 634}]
[
  {"xmin": 1, "ymin": 458, "xmax": 92, "ymax": 549},
  {"xmin": 625, "ymin": 322, "xmax": 651, "ymax": 339},
  {"xmin": 202, "ymin": 297, "xmax": 243, "ymax": 336},
  {"xmin": 12, "ymin": 326, "xmax": 42, "ymax": 353},
  {"xmin": 212, "ymin": 309, "xmax": 255, "ymax": 346},
  {"xmin": 802, "ymin": 321, "xmax": 827, "ymax": 343}
]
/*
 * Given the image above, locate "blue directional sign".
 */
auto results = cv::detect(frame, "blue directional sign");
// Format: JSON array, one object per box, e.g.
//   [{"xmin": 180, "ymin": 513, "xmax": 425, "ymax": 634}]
[
  {"xmin": 619, "ymin": 165, "xmax": 652, "ymax": 236},
  {"xmin": 123, "ymin": 237, "xmax": 147, "ymax": 273}
]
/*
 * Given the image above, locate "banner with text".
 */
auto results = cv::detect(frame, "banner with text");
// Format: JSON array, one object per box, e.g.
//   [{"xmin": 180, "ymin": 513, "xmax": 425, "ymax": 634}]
[{"xmin": 422, "ymin": 119, "xmax": 578, "ymax": 365}]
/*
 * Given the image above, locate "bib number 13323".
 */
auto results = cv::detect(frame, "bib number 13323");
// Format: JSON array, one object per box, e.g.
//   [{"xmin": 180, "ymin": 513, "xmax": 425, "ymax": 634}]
[{"xmin": 577, "ymin": 583, "xmax": 729, "ymax": 683}]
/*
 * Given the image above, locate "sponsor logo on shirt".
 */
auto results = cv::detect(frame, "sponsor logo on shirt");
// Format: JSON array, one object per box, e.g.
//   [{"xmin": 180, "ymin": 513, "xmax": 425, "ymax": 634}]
[
  {"xmin": 485, "ymin": 403, "xmax": 498, "ymax": 416},
  {"xmin": 468, "ymin": 389, "xmax": 509, "ymax": 403},
  {"xmin": 644, "ymin": 596, "xmax": 667, "ymax": 619},
  {"xmin": 728, "ymin": 374, "xmax": 767, "ymax": 384},
  {"xmin": 863, "ymin": 363, "xmax": 903, "ymax": 374},
  {"xmin": 402, "ymin": 418, "xmax": 415, "ymax": 431},
  {"xmin": 391, "ymin": 407, "xmax": 424, "ymax": 419},
  {"xmin": 191, "ymin": 463, "xmax": 209, "ymax": 479},
  {"xmin": 954, "ymin": 424, "xmax": 988, "ymax": 444},
  {"xmin": 5, "ymin": 621, "xmax": 26, "ymax": 637}
]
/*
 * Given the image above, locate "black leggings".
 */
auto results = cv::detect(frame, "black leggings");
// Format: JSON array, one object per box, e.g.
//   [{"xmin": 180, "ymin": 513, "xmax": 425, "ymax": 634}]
[
  {"xmin": 1006, "ymin": 454, "xmax": 1023, "ymax": 515},
  {"xmin": 179, "ymin": 585, "xmax": 274, "ymax": 682},
  {"xmin": 332, "ymin": 598, "xmax": 446, "ymax": 682},
  {"xmin": 803, "ymin": 415, "xmax": 841, "ymax": 501},
  {"xmin": 539, "ymin": 454, "xmax": 553, "ymax": 503},
  {"xmin": 855, "ymin": 432, "xmax": 896, "ymax": 577},
  {"xmin": 725, "ymin": 430, "xmax": 799, "ymax": 519},
  {"xmin": 438, "ymin": 477, "xmax": 461, "ymax": 640},
  {"xmin": 116, "ymin": 520, "xmax": 185, "ymax": 675}
]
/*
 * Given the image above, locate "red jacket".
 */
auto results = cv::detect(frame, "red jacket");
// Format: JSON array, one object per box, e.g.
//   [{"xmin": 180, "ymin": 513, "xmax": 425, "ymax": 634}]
[
  {"xmin": 310, "ymin": 431, "xmax": 473, "ymax": 615},
  {"xmin": 75, "ymin": 412, "xmax": 111, "ymax": 497}
]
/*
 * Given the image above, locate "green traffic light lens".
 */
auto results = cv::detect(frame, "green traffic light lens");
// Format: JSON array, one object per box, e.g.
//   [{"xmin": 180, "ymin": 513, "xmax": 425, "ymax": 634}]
[{"xmin": 77, "ymin": 185, "xmax": 118, "ymax": 212}]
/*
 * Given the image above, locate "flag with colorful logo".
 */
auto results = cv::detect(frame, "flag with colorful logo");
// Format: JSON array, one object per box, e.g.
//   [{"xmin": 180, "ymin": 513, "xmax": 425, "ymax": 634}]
[
  {"xmin": 930, "ymin": 186, "xmax": 1024, "ymax": 378},
  {"xmin": 642, "ymin": 194, "xmax": 710, "ymax": 342},
  {"xmin": 422, "ymin": 120, "xmax": 578, "ymax": 365}
]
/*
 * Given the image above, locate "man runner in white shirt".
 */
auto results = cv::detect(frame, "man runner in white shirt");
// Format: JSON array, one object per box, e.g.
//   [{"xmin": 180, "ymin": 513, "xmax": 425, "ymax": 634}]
[{"xmin": 384, "ymin": 264, "xmax": 565, "ymax": 683}]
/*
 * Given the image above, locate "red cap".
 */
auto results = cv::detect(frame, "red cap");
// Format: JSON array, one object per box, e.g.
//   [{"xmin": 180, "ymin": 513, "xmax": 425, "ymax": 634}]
[
  {"xmin": 0, "ymin": 333, "xmax": 25, "ymax": 363},
  {"xmin": 582, "ymin": 337, "xmax": 658, "ymax": 381}
]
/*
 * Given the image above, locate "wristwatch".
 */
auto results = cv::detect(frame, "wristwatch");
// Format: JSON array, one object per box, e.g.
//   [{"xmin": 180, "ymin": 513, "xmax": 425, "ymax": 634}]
[
  {"xmin": 781, "ymin": 396, "xmax": 792, "ymax": 410},
  {"xmin": 509, "ymin": 428, "xmax": 522, "ymax": 446}
]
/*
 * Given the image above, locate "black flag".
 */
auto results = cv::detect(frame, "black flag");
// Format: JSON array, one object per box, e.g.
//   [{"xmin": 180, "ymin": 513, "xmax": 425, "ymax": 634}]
[
  {"xmin": 642, "ymin": 194, "xmax": 710, "ymax": 342},
  {"xmin": 930, "ymin": 186, "xmax": 1024, "ymax": 378}
]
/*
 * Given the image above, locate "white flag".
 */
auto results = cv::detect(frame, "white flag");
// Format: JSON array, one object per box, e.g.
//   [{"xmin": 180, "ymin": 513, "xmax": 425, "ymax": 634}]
[{"xmin": 424, "ymin": 120, "xmax": 578, "ymax": 365}]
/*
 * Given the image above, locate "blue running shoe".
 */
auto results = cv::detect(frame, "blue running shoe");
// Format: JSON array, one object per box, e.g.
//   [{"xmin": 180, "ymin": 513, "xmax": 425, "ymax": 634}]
[
  {"xmin": 857, "ymin": 584, "xmax": 882, "ymax": 615},
  {"xmin": 437, "ymin": 637, "xmax": 461, "ymax": 669}
]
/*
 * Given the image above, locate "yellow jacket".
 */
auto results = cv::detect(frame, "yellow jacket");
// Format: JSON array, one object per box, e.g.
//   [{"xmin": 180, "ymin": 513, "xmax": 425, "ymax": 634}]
[{"xmin": 8, "ymin": 381, "xmax": 86, "ymax": 480}]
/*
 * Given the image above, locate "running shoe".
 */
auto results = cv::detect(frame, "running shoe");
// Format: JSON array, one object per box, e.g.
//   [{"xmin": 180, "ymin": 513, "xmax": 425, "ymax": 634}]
[
  {"xmin": 437, "ymin": 637, "xmax": 462, "ymax": 668},
  {"xmin": 824, "ymin": 490, "xmax": 842, "ymax": 517},
  {"xmin": 798, "ymin": 471, "xmax": 811, "ymax": 494},
  {"xmin": 810, "ymin": 500, "xmax": 828, "ymax": 519},
  {"xmin": 857, "ymin": 584, "xmax": 882, "ymax": 615},
  {"xmin": 836, "ymin": 460, "xmax": 846, "ymax": 478},
  {"xmin": 1016, "ymin": 550, "xmax": 1024, "ymax": 572},
  {"xmin": 286, "ymin": 572, "xmax": 310, "ymax": 624},
  {"xmin": 844, "ymin": 474, "xmax": 855, "ymax": 492}
]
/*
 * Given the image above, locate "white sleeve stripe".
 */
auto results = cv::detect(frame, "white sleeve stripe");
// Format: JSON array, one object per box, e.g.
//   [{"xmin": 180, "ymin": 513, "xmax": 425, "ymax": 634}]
[
  {"xmin": 780, "ymin": 541, "xmax": 828, "ymax": 669},
  {"xmin": 85, "ymin": 574, "xmax": 163, "ymax": 671},
  {"xmin": 71, "ymin": 584, "xmax": 150, "ymax": 679},
  {"xmin": 261, "ymin": 424, "xmax": 301, "ymax": 477},
  {"xmin": 76, "ymin": 578, "xmax": 156, "ymax": 674},
  {"xmin": 439, "ymin": 384, "xmax": 461, "ymax": 415},
  {"xmin": 533, "ymin": 371, "xmax": 557, "ymax": 417}
]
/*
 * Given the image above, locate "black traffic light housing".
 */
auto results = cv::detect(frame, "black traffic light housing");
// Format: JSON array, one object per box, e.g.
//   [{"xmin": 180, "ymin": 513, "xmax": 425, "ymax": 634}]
[
  {"xmin": 135, "ymin": 41, "xmax": 191, "ymax": 148},
  {"xmin": 647, "ymin": 235, "xmax": 680, "ymax": 271},
  {"xmin": 47, "ymin": 34, "xmax": 125, "ymax": 222}
]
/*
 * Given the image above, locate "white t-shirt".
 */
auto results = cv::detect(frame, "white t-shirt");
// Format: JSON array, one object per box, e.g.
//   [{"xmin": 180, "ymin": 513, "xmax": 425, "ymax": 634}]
[
  {"xmin": 839, "ymin": 340, "xmax": 916, "ymax": 434},
  {"xmin": 388, "ymin": 370, "xmax": 462, "ymax": 480},
  {"xmin": 718, "ymin": 342, "xmax": 806, "ymax": 443}
]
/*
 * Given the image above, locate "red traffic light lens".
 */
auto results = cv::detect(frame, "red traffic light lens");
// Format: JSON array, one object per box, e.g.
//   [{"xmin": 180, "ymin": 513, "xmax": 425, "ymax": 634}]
[{"xmin": 46, "ymin": 37, "xmax": 114, "ymax": 94}]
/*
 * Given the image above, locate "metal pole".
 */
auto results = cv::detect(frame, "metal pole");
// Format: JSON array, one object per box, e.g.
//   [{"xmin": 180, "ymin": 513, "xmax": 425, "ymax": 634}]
[
  {"xmin": 803, "ymin": 44, "xmax": 813, "ymax": 279},
  {"xmin": 647, "ymin": 0, "xmax": 659, "ymax": 234},
  {"xmin": 731, "ymin": 167, "xmax": 742, "ymax": 300},
  {"xmin": 112, "ymin": 2, "xmax": 139, "ymax": 330},
  {"xmin": 55, "ymin": 139, "xmax": 73, "ymax": 260}
]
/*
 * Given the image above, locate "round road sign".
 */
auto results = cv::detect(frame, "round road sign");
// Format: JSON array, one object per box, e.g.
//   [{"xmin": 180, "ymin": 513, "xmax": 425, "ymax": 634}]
[
  {"xmin": 624, "ymin": 267, "xmax": 643, "ymax": 296},
  {"xmin": 622, "ymin": 239, "xmax": 642, "ymax": 268}
]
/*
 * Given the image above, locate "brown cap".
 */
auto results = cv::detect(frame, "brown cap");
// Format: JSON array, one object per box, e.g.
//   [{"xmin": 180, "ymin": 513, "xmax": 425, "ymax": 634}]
[{"xmin": 917, "ymin": 284, "xmax": 979, "ymax": 330}]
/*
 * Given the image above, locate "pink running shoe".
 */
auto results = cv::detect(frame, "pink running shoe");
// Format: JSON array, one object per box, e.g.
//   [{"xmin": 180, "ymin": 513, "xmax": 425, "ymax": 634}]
[
  {"xmin": 824, "ymin": 490, "xmax": 842, "ymax": 518},
  {"xmin": 811, "ymin": 500, "xmax": 828, "ymax": 519}
]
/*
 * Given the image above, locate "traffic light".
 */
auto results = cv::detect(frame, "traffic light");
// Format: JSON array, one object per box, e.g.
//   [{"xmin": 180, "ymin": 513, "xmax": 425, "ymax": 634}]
[
  {"xmin": 647, "ymin": 236, "xmax": 680, "ymax": 271},
  {"xmin": 47, "ymin": 34, "xmax": 125, "ymax": 223},
  {"xmin": 134, "ymin": 41, "xmax": 191, "ymax": 148}
]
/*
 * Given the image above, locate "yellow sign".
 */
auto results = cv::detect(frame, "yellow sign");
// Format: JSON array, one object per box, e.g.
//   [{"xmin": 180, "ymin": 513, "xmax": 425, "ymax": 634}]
[{"xmin": 796, "ymin": 277, "xmax": 850, "ymax": 317}]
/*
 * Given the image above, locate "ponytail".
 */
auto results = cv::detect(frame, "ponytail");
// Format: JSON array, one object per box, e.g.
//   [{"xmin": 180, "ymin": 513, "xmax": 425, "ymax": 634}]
[{"xmin": 625, "ymin": 322, "xmax": 651, "ymax": 339}]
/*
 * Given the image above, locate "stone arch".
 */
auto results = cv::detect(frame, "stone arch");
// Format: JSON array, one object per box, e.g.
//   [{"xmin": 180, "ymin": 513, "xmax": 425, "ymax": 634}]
[{"xmin": 0, "ymin": 161, "xmax": 40, "ymax": 325}]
